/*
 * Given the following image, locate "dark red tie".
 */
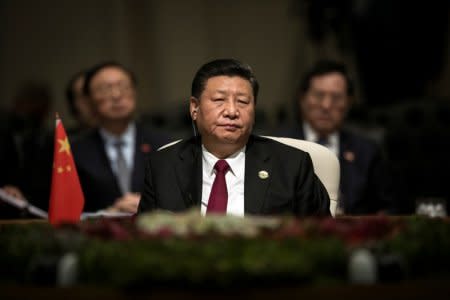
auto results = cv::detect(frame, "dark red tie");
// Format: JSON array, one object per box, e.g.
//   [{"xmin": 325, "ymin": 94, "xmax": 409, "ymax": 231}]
[{"xmin": 206, "ymin": 159, "xmax": 230, "ymax": 214}]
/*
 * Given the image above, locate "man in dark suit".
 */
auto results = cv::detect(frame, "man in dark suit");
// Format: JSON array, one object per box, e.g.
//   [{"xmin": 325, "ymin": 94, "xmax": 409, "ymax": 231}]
[
  {"xmin": 138, "ymin": 59, "xmax": 330, "ymax": 217},
  {"xmin": 72, "ymin": 62, "xmax": 170, "ymax": 213},
  {"xmin": 281, "ymin": 60, "xmax": 395, "ymax": 215},
  {"xmin": 0, "ymin": 127, "xmax": 26, "ymax": 218}
]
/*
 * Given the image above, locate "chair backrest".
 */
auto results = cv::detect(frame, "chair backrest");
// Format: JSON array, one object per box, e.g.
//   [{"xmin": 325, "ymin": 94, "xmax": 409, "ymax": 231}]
[
  {"xmin": 158, "ymin": 139, "xmax": 182, "ymax": 151},
  {"xmin": 157, "ymin": 136, "xmax": 340, "ymax": 216},
  {"xmin": 262, "ymin": 136, "xmax": 340, "ymax": 217}
]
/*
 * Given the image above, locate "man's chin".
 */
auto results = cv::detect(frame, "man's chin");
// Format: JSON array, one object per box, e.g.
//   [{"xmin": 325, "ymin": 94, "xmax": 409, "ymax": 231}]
[
  {"xmin": 212, "ymin": 132, "xmax": 243, "ymax": 144},
  {"xmin": 218, "ymin": 134, "xmax": 250, "ymax": 145},
  {"xmin": 106, "ymin": 114, "xmax": 134, "ymax": 122},
  {"xmin": 317, "ymin": 129, "xmax": 336, "ymax": 137},
  {"xmin": 313, "ymin": 122, "xmax": 336, "ymax": 133}
]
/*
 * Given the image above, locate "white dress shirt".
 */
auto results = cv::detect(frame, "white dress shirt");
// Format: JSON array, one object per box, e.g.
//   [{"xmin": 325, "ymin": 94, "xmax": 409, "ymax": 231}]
[
  {"xmin": 201, "ymin": 145, "xmax": 246, "ymax": 217},
  {"xmin": 303, "ymin": 122, "xmax": 339, "ymax": 156},
  {"xmin": 99, "ymin": 123, "xmax": 136, "ymax": 176}
]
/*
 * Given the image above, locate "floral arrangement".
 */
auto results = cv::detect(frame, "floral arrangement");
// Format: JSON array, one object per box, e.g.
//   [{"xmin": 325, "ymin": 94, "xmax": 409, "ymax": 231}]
[{"xmin": 1, "ymin": 211, "xmax": 449, "ymax": 288}]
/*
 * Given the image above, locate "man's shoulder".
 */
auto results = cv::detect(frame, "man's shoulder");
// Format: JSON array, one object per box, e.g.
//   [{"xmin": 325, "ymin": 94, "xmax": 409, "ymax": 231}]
[
  {"xmin": 340, "ymin": 129, "xmax": 381, "ymax": 159},
  {"xmin": 70, "ymin": 130, "xmax": 104, "ymax": 165},
  {"xmin": 149, "ymin": 137, "xmax": 197, "ymax": 158},
  {"xmin": 342, "ymin": 129, "xmax": 378, "ymax": 147},
  {"xmin": 71, "ymin": 129, "xmax": 100, "ymax": 149},
  {"xmin": 135, "ymin": 123, "xmax": 173, "ymax": 150},
  {"xmin": 250, "ymin": 135, "xmax": 309, "ymax": 157},
  {"xmin": 273, "ymin": 123, "xmax": 304, "ymax": 139}
]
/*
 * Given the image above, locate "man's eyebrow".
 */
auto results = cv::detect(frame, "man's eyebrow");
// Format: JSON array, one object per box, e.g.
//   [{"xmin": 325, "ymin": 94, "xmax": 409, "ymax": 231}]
[{"xmin": 212, "ymin": 90, "xmax": 250, "ymax": 97}]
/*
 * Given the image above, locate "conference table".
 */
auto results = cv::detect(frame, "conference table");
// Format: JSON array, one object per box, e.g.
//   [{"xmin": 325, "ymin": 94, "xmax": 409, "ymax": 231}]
[{"xmin": 1, "ymin": 213, "xmax": 450, "ymax": 299}]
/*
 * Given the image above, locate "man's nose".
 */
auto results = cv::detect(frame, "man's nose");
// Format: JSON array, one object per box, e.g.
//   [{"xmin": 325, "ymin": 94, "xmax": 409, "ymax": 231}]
[
  {"xmin": 110, "ymin": 86, "xmax": 123, "ymax": 100},
  {"xmin": 320, "ymin": 96, "xmax": 333, "ymax": 110},
  {"xmin": 224, "ymin": 100, "xmax": 238, "ymax": 117}
]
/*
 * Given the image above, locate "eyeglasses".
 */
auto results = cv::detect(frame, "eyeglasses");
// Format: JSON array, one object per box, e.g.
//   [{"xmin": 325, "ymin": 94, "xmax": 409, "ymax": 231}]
[
  {"xmin": 91, "ymin": 81, "xmax": 134, "ymax": 97},
  {"xmin": 309, "ymin": 90, "xmax": 347, "ymax": 106}
]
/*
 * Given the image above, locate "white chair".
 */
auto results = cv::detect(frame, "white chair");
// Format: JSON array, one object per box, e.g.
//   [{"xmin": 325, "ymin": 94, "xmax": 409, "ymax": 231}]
[
  {"xmin": 157, "ymin": 136, "xmax": 340, "ymax": 216},
  {"xmin": 262, "ymin": 136, "xmax": 340, "ymax": 217},
  {"xmin": 158, "ymin": 139, "xmax": 182, "ymax": 151}
]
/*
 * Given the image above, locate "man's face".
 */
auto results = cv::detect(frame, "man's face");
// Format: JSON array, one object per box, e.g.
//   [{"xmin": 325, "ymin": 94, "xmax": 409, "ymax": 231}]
[
  {"xmin": 190, "ymin": 75, "xmax": 255, "ymax": 150},
  {"xmin": 300, "ymin": 72, "xmax": 350, "ymax": 136},
  {"xmin": 89, "ymin": 66, "xmax": 136, "ymax": 123}
]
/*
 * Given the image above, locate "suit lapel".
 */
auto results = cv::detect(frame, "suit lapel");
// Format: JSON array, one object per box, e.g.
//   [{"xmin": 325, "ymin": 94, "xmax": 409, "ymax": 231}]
[
  {"xmin": 244, "ymin": 136, "xmax": 272, "ymax": 214},
  {"xmin": 338, "ymin": 131, "xmax": 357, "ymax": 210},
  {"xmin": 131, "ymin": 126, "xmax": 149, "ymax": 191},
  {"xmin": 175, "ymin": 138, "xmax": 202, "ymax": 208}
]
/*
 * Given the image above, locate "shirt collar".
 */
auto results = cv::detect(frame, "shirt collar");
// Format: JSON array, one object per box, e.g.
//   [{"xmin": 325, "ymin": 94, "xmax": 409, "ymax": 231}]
[
  {"xmin": 303, "ymin": 121, "xmax": 340, "ymax": 156},
  {"xmin": 99, "ymin": 122, "xmax": 136, "ymax": 147},
  {"xmin": 303, "ymin": 121, "xmax": 338, "ymax": 144},
  {"xmin": 201, "ymin": 145, "xmax": 246, "ymax": 177}
]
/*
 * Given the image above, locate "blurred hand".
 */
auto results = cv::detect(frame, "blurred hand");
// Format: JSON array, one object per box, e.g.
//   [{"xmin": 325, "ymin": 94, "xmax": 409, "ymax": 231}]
[
  {"xmin": 2, "ymin": 185, "xmax": 26, "ymax": 200},
  {"xmin": 106, "ymin": 193, "xmax": 141, "ymax": 214}
]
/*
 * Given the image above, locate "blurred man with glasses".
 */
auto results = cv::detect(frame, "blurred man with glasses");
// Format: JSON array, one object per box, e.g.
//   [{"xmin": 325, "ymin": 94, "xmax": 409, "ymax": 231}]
[
  {"xmin": 72, "ymin": 61, "xmax": 170, "ymax": 213},
  {"xmin": 280, "ymin": 60, "xmax": 396, "ymax": 215}
]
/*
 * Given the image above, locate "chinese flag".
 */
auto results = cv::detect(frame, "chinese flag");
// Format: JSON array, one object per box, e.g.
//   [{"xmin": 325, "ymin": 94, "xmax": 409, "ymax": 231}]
[{"xmin": 48, "ymin": 115, "xmax": 84, "ymax": 225}]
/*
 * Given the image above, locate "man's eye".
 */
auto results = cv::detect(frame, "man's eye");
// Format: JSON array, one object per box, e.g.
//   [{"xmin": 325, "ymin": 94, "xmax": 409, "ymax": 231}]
[
  {"xmin": 331, "ymin": 94, "xmax": 345, "ymax": 103},
  {"xmin": 313, "ymin": 92, "xmax": 324, "ymax": 99},
  {"xmin": 213, "ymin": 98, "xmax": 225, "ymax": 102},
  {"xmin": 238, "ymin": 99, "xmax": 249, "ymax": 104}
]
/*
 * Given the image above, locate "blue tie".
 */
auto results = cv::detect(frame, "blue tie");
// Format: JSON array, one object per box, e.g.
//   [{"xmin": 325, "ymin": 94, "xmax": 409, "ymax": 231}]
[{"xmin": 316, "ymin": 136, "xmax": 329, "ymax": 146}]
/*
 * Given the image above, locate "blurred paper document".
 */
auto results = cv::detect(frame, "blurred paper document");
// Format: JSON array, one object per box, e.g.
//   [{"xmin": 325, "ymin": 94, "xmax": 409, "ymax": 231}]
[{"xmin": 0, "ymin": 188, "xmax": 48, "ymax": 218}]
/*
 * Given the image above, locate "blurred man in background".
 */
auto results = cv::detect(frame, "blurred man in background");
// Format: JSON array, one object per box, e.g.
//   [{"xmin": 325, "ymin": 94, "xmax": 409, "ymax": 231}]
[
  {"xmin": 72, "ymin": 61, "xmax": 170, "ymax": 213},
  {"xmin": 8, "ymin": 81, "xmax": 54, "ymax": 211},
  {"xmin": 0, "ymin": 126, "xmax": 26, "ymax": 218},
  {"xmin": 281, "ymin": 60, "xmax": 396, "ymax": 215}
]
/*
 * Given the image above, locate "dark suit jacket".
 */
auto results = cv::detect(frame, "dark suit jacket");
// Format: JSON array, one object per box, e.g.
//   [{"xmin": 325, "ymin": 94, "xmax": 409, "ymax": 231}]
[
  {"xmin": 0, "ymin": 129, "xmax": 23, "ymax": 219},
  {"xmin": 72, "ymin": 124, "xmax": 170, "ymax": 212},
  {"xmin": 279, "ymin": 124, "xmax": 395, "ymax": 215},
  {"xmin": 138, "ymin": 135, "xmax": 330, "ymax": 217},
  {"xmin": 0, "ymin": 129, "xmax": 20, "ymax": 187}
]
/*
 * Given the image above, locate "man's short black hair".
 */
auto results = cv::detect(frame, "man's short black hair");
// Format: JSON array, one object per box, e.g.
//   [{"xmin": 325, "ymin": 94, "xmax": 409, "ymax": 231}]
[
  {"xmin": 83, "ymin": 61, "xmax": 137, "ymax": 96},
  {"xmin": 299, "ymin": 60, "xmax": 354, "ymax": 97},
  {"xmin": 191, "ymin": 58, "xmax": 259, "ymax": 103}
]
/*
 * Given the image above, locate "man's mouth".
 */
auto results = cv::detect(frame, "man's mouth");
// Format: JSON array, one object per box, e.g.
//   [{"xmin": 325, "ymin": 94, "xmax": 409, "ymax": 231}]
[
  {"xmin": 316, "ymin": 115, "xmax": 331, "ymax": 122},
  {"xmin": 220, "ymin": 124, "xmax": 240, "ymax": 130}
]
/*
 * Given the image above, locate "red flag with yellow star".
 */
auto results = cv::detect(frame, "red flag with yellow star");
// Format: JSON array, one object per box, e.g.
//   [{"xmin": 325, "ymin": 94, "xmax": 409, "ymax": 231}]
[{"xmin": 48, "ymin": 115, "xmax": 84, "ymax": 225}]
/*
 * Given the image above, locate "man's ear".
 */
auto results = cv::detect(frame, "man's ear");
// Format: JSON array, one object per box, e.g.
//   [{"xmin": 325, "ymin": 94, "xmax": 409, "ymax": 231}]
[{"xmin": 190, "ymin": 97, "xmax": 199, "ymax": 120}]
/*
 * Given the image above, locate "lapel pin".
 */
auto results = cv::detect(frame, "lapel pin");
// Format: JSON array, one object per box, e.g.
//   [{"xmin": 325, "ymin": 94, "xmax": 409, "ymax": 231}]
[
  {"xmin": 140, "ymin": 143, "xmax": 152, "ymax": 153},
  {"xmin": 343, "ymin": 151, "xmax": 355, "ymax": 162},
  {"xmin": 258, "ymin": 170, "xmax": 269, "ymax": 179}
]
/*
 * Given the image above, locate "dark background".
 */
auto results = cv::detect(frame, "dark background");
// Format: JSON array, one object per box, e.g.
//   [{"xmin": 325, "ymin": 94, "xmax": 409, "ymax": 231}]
[{"xmin": 1, "ymin": 0, "xmax": 450, "ymax": 214}]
